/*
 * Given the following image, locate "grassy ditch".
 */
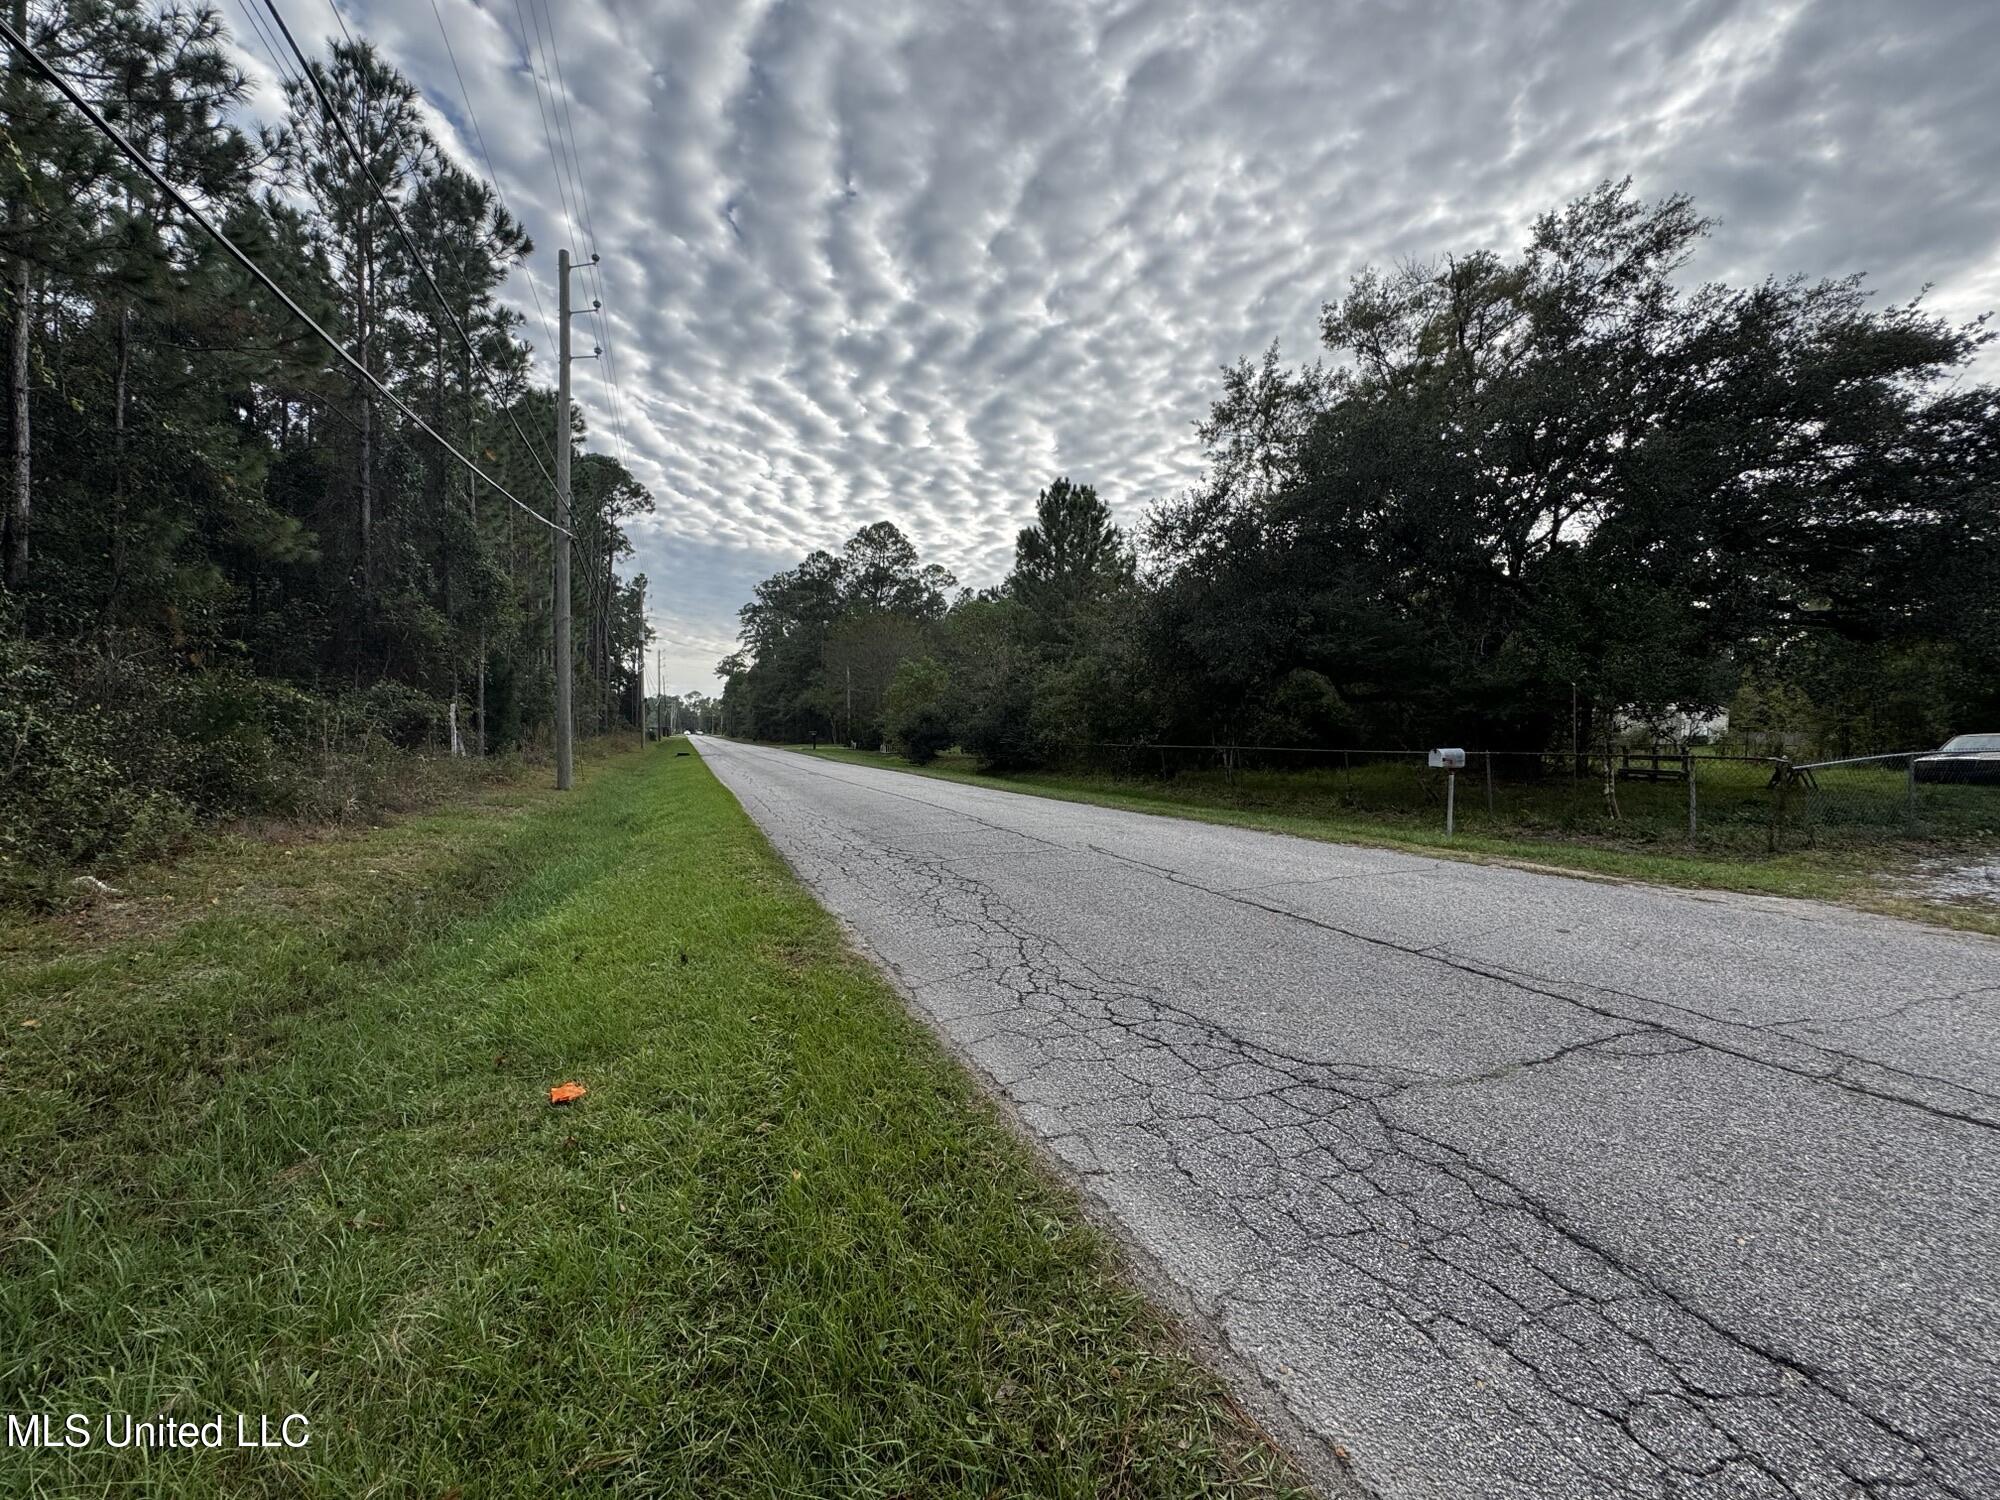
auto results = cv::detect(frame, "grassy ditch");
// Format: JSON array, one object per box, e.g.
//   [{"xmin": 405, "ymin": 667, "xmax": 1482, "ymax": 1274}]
[
  {"xmin": 0, "ymin": 741, "xmax": 1303, "ymax": 1497},
  {"xmin": 778, "ymin": 744, "xmax": 2000, "ymax": 936}
]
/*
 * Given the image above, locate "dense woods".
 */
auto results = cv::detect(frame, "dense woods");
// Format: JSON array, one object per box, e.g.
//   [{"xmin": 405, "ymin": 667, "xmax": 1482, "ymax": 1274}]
[
  {"xmin": 722, "ymin": 184, "xmax": 1999, "ymax": 769},
  {"xmin": 0, "ymin": 3, "xmax": 650, "ymax": 897}
]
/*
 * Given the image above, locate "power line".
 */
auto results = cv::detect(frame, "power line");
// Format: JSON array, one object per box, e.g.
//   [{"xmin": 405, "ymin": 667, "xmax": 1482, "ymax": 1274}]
[
  {"xmin": 237, "ymin": 0, "xmax": 557, "ymax": 521},
  {"xmin": 533, "ymin": 5, "xmax": 597, "ymax": 308},
  {"xmin": 537, "ymin": 1, "xmax": 633, "ymax": 474},
  {"xmin": 0, "ymin": 10, "xmax": 569, "ymax": 537},
  {"xmin": 504, "ymin": 0, "xmax": 597, "ymax": 496},
  {"xmin": 255, "ymin": 1, "xmax": 558, "ymax": 524},
  {"xmin": 496, "ymin": 0, "xmax": 635, "ymax": 490},
  {"xmin": 234, "ymin": 0, "xmax": 296, "ymax": 93},
  {"xmin": 508, "ymin": 0, "xmax": 633, "ymax": 485},
  {"xmin": 510, "ymin": 0, "xmax": 579, "ymax": 262},
  {"xmin": 322, "ymin": 0, "xmax": 355, "ymax": 51},
  {"xmin": 426, "ymin": 0, "xmax": 557, "ymax": 359},
  {"xmin": 260, "ymin": 0, "xmax": 562, "ymax": 504}
]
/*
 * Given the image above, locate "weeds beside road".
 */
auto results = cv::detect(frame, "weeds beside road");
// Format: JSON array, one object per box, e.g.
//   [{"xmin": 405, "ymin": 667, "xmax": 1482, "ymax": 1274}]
[
  {"xmin": 780, "ymin": 744, "xmax": 2000, "ymax": 937},
  {"xmin": 0, "ymin": 742, "xmax": 1303, "ymax": 1497}
]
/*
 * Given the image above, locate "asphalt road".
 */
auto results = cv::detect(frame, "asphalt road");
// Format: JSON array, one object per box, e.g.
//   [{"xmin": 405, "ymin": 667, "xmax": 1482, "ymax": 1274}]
[{"xmin": 694, "ymin": 737, "xmax": 2000, "ymax": 1500}]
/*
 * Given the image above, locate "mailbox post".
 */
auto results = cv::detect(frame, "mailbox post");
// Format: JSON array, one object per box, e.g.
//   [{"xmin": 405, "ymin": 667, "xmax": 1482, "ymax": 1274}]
[{"xmin": 1428, "ymin": 748, "xmax": 1466, "ymax": 835}]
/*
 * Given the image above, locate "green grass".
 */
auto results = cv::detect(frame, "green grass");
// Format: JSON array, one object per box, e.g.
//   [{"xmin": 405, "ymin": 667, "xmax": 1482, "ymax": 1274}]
[
  {"xmin": 0, "ymin": 741, "xmax": 1304, "ymax": 1497},
  {"xmin": 778, "ymin": 744, "xmax": 2000, "ymax": 937}
]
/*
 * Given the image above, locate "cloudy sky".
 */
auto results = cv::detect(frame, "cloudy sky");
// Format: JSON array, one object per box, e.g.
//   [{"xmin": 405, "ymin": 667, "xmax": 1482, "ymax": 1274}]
[{"xmin": 225, "ymin": 0, "xmax": 2000, "ymax": 694}]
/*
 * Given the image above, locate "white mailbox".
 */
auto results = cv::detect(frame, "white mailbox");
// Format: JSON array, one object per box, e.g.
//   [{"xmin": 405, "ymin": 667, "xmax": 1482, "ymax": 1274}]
[{"xmin": 1428, "ymin": 747, "xmax": 1466, "ymax": 769}]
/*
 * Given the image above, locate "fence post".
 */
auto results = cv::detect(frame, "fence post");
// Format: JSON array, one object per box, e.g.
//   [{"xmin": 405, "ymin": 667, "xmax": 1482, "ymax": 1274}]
[
  {"xmin": 1485, "ymin": 750, "xmax": 1495, "ymax": 819},
  {"xmin": 1768, "ymin": 759, "xmax": 1790, "ymax": 853},
  {"xmin": 1685, "ymin": 751, "xmax": 1697, "ymax": 839}
]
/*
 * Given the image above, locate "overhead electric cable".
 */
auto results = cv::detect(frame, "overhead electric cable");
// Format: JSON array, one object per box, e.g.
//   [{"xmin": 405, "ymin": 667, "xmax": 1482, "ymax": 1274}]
[
  {"xmin": 235, "ymin": 0, "xmax": 296, "ymax": 91},
  {"xmin": 533, "ymin": 3, "xmax": 597, "ymax": 304},
  {"xmin": 260, "ymin": 0, "xmax": 562, "ymax": 500},
  {"xmin": 505, "ymin": 0, "xmax": 617, "ymax": 488},
  {"xmin": 505, "ymin": 0, "xmax": 639, "ymax": 534},
  {"xmin": 514, "ymin": 0, "xmax": 633, "ymax": 475},
  {"xmin": 0, "ymin": 11, "xmax": 568, "ymax": 536},
  {"xmin": 426, "ymin": 0, "xmax": 558, "ymax": 357},
  {"xmin": 322, "ymin": 0, "xmax": 355, "ymax": 51},
  {"xmin": 537, "ymin": 1, "xmax": 632, "ymax": 470},
  {"xmin": 510, "ymin": 0, "xmax": 580, "ymax": 257}
]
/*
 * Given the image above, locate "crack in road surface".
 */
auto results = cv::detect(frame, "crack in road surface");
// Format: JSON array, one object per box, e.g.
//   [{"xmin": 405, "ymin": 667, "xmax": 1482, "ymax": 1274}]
[{"xmin": 696, "ymin": 739, "xmax": 2000, "ymax": 1499}]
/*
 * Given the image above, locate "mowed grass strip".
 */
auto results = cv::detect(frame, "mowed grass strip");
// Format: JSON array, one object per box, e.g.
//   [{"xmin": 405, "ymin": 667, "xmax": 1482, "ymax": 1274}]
[
  {"xmin": 779, "ymin": 744, "xmax": 2000, "ymax": 936},
  {"xmin": 0, "ymin": 742, "xmax": 1305, "ymax": 1498}
]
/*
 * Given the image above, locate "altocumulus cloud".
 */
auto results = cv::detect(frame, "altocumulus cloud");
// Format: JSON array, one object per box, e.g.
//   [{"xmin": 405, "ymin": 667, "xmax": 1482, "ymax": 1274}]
[{"xmin": 228, "ymin": 0, "xmax": 2000, "ymax": 692}]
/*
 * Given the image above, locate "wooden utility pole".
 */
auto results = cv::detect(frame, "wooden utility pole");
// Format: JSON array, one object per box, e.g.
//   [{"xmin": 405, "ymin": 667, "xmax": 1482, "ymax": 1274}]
[
  {"xmin": 467, "ymin": 349, "xmax": 484, "ymax": 756},
  {"xmin": 554, "ymin": 247, "xmax": 575, "ymax": 790}
]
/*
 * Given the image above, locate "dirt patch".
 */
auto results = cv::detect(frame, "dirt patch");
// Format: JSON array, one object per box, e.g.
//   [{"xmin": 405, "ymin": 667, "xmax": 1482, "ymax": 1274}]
[{"xmin": 1900, "ymin": 854, "xmax": 2000, "ymax": 908}]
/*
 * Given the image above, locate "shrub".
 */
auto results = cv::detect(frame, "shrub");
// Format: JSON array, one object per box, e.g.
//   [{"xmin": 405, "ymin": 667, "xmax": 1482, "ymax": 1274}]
[
  {"xmin": 0, "ymin": 630, "xmax": 468, "ymax": 904},
  {"xmin": 0, "ymin": 635, "xmax": 196, "ymax": 901},
  {"xmin": 883, "ymin": 656, "xmax": 954, "ymax": 765},
  {"xmin": 345, "ymin": 680, "xmax": 447, "ymax": 750},
  {"xmin": 157, "ymin": 671, "xmax": 322, "ymax": 816}
]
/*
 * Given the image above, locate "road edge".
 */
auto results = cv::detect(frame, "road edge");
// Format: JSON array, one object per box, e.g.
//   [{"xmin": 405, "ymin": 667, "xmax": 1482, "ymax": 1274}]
[
  {"xmin": 692, "ymin": 737, "xmax": 1378, "ymax": 1499},
  {"xmin": 751, "ymin": 740, "xmax": 2000, "ymax": 948}
]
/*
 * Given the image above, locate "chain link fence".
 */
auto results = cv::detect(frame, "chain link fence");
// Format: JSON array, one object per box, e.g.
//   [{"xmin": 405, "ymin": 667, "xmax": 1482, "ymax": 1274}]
[
  {"xmin": 1066, "ymin": 743, "xmax": 2000, "ymax": 852},
  {"xmin": 1784, "ymin": 752, "xmax": 2000, "ymax": 847}
]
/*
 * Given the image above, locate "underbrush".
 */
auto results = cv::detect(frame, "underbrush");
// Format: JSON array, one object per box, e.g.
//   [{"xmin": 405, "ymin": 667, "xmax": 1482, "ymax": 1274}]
[{"xmin": 0, "ymin": 634, "xmax": 522, "ymax": 907}]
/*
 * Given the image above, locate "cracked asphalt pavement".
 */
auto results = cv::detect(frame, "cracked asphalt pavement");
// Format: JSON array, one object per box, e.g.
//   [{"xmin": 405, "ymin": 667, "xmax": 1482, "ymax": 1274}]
[{"xmin": 694, "ymin": 737, "xmax": 2000, "ymax": 1500}]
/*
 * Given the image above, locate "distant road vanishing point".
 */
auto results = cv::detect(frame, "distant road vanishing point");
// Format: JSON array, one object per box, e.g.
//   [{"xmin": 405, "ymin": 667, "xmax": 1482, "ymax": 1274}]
[{"xmin": 697, "ymin": 737, "xmax": 2000, "ymax": 1500}]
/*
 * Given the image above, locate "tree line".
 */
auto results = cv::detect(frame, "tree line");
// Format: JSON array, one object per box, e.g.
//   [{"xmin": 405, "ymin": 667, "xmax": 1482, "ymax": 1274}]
[
  {"xmin": 721, "ymin": 184, "xmax": 1998, "ymax": 768},
  {"xmin": 1, "ymin": 2, "xmax": 650, "ymax": 889}
]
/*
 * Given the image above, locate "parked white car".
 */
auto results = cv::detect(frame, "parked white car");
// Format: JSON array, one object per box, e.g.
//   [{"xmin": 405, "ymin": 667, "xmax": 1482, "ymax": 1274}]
[{"xmin": 1913, "ymin": 733, "xmax": 2000, "ymax": 785}]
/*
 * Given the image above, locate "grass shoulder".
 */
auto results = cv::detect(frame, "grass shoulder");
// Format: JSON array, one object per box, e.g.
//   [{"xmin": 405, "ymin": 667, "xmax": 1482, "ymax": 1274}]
[
  {"xmin": 0, "ymin": 739, "xmax": 1305, "ymax": 1497},
  {"xmin": 775, "ymin": 743, "xmax": 2000, "ymax": 938}
]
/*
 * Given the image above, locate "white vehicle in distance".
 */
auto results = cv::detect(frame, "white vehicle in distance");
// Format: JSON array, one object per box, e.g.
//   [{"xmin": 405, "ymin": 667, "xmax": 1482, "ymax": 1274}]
[{"xmin": 1913, "ymin": 732, "xmax": 2000, "ymax": 785}]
